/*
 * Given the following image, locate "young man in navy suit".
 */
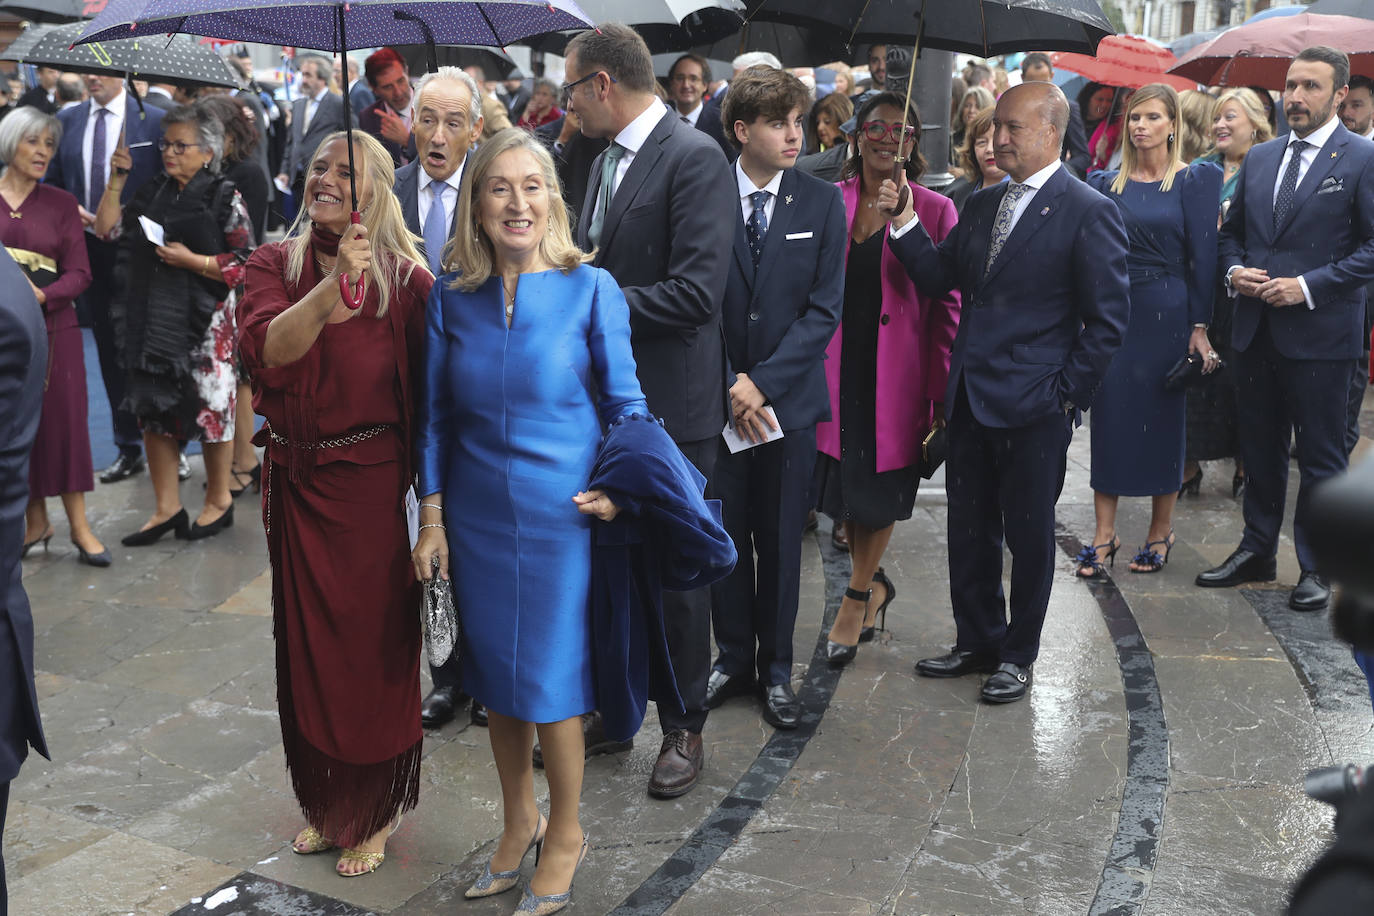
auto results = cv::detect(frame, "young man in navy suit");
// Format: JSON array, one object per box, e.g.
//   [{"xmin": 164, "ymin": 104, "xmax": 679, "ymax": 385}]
[
  {"xmin": 1199, "ymin": 46, "xmax": 1374, "ymax": 612},
  {"xmin": 886, "ymin": 81, "xmax": 1130, "ymax": 704},
  {"xmin": 47, "ymin": 75, "xmax": 165, "ymax": 484},
  {"xmin": 705, "ymin": 68, "xmax": 845, "ymax": 729}
]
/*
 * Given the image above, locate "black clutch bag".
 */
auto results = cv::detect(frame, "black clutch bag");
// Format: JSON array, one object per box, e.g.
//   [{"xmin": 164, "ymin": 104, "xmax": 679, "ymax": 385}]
[
  {"xmin": 918, "ymin": 423, "xmax": 947, "ymax": 479},
  {"xmin": 1164, "ymin": 352, "xmax": 1225, "ymax": 392}
]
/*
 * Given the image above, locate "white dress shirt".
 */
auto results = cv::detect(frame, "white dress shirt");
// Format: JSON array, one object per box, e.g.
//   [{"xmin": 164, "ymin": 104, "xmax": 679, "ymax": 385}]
[
  {"xmin": 679, "ymin": 101, "xmax": 703, "ymax": 127},
  {"xmin": 890, "ymin": 158, "xmax": 1060, "ymax": 241},
  {"xmin": 302, "ymin": 85, "xmax": 328, "ymax": 132},
  {"xmin": 82, "ymin": 89, "xmax": 127, "ymax": 195},
  {"xmin": 610, "ymin": 98, "xmax": 669, "ymax": 197},
  {"xmin": 735, "ymin": 160, "xmax": 782, "ymax": 226},
  {"xmin": 417, "ymin": 157, "xmax": 467, "ymax": 231}
]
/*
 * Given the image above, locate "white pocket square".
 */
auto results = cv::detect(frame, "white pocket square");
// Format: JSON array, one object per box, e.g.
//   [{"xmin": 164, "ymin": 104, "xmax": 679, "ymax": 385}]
[
  {"xmin": 785, "ymin": 231, "xmax": 814, "ymax": 240},
  {"xmin": 1318, "ymin": 177, "xmax": 1344, "ymax": 194}
]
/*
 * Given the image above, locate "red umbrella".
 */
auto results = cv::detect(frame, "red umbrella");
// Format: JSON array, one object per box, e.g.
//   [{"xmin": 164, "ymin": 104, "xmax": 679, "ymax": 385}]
[
  {"xmin": 1052, "ymin": 35, "xmax": 1198, "ymax": 91},
  {"xmin": 1168, "ymin": 12, "xmax": 1374, "ymax": 88}
]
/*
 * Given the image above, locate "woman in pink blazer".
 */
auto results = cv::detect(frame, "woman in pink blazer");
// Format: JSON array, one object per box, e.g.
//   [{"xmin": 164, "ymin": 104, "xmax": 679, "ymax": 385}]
[{"xmin": 816, "ymin": 93, "xmax": 961, "ymax": 668}]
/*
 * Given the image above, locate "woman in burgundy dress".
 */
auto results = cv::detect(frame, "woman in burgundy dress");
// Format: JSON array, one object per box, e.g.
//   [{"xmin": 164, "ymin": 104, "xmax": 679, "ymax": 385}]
[
  {"xmin": 0, "ymin": 107, "xmax": 106, "ymax": 565},
  {"xmin": 237, "ymin": 130, "xmax": 431, "ymax": 878}
]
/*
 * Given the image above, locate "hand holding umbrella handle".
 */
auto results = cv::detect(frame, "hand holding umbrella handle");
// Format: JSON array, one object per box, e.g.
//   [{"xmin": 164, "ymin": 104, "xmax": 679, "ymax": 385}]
[
  {"xmin": 339, "ymin": 211, "xmax": 366, "ymax": 310},
  {"xmin": 890, "ymin": 161, "xmax": 910, "ymax": 213}
]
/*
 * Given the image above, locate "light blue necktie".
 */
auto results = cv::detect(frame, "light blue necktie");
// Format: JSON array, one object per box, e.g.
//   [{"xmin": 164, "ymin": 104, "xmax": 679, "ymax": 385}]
[{"xmin": 423, "ymin": 181, "xmax": 448, "ymax": 275}]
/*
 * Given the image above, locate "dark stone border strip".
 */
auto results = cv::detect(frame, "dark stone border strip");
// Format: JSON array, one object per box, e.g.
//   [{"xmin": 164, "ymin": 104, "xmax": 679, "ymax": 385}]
[
  {"xmin": 168, "ymin": 873, "xmax": 377, "ymax": 915},
  {"xmin": 1056, "ymin": 531, "xmax": 1170, "ymax": 916}
]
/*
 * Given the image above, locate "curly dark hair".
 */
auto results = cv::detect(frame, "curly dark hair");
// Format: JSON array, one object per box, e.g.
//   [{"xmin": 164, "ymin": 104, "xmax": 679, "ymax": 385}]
[
  {"xmin": 842, "ymin": 91, "xmax": 926, "ymax": 185},
  {"xmin": 193, "ymin": 94, "xmax": 258, "ymax": 164}
]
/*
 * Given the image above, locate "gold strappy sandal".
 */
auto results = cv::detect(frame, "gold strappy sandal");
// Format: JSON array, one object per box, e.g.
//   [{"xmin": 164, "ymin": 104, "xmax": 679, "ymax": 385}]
[
  {"xmin": 291, "ymin": 826, "xmax": 335, "ymax": 855},
  {"xmin": 335, "ymin": 816, "xmax": 402, "ymax": 877}
]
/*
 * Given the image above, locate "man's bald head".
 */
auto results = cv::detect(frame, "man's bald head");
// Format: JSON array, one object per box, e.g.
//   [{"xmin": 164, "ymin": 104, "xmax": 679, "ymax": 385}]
[{"xmin": 992, "ymin": 81, "xmax": 1068, "ymax": 181}]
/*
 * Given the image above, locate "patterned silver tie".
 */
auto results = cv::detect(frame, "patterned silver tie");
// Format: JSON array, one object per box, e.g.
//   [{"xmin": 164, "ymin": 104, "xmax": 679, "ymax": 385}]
[{"xmin": 985, "ymin": 182, "xmax": 1030, "ymax": 275}]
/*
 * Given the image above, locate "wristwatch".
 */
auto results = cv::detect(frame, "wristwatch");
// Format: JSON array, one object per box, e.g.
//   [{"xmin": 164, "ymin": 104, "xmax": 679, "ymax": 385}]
[{"xmin": 1224, "ymin": 265, "xmax": 1241, "ymax": 290}]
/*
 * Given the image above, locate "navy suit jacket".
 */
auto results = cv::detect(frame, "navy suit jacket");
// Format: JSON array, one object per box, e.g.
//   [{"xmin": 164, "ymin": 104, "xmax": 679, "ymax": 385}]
[
  {"xmin": 1218, "ymin": 122, "xmax": 1374, "ymax": 360},
  {"xmin": 358, "ymin": 98, "xmax": 417, "ymax": 169},
  {"xmin": 394, "ymin": 158, "xmax": 468, "ymax": 266},
  {"xmin": 282, "ymin": 92, "xmax": 353, "ymax": 182},
  {"xmin": 723, "ymin": 168, "xmax": 845, "ymax": 431},
  {"xmin": 692, "ymin": 97, "xmax": 735, "ymax": 161},
  {"xmin": 0, "ymin": 249, "xmax": 49, "ymax": 782},
  {"xmin": 890, "ymin": 164, "xmax": 1131, "ymax": 428},
  {"xmin": 48, "ymin": 96, "xmax": 165, "ymax": 209},
  {"xmin": 577, "ymin": 108, "xmax": 736, "ymax": 444}
]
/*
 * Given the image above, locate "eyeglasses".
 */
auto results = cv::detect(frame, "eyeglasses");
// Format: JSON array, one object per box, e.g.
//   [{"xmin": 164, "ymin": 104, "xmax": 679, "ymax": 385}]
[
  {"xmin": 560, "ymin": 70, "xmax": 617, "ymax": 106},
  {"xmin": 159, "ymin": 139, "xmax": 205, "ymax": 155},
  {"xmin": 860, "ymin": 121, "xmax": 917, "ymax": 144}
]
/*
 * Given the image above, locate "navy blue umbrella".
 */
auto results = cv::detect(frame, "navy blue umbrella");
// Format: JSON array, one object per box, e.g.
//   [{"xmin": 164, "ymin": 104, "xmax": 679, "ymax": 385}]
[{"xmin": 75, "ymin": 0, "xmax": 592, "ymax": 307}]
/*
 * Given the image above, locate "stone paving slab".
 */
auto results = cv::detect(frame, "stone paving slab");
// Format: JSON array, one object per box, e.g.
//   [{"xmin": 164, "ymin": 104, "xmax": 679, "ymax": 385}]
[{"xmin": 6, "ymin": 399, "xmax": 1374, "ymax": 914}]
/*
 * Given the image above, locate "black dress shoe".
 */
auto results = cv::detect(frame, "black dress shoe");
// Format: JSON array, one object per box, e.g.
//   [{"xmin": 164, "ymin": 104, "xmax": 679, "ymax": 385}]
[
  {"xmin": 1290, "ymin": 571, "xmax": 1331, "ymax": 612},
  {"xmin": 470, "ymin": 701, "xmax": 488, "ymax": 727},
  {"xmin": 420, "ymin": 686, "xmax": 466, "ymax": 728},
  {"xmin": 121, "ymin": 509, "xmax": 190, "ymax": 546},
  {"xmin": 705, "ymin": 669, "xmax": 754, "ymax": 708},
  {"xmin": 533, "ymin": 711, "xmax": 631, "ymax": 768},
  {"xmin": 759, "ymin": 682, "xmax": 800, "ymax": 730},
  {"xmin": 186, "ymin": 504, "xmax": 234, "ymax": 540},
  {"xmin": 1195, "ymin": 548, "xmax": 1276, "ymax": 588},
  {"xmin": 915, "ymin": 649, "xmax": 999, "ymax": 678},
  {"xmin": 981, "ymin": 662, "xmax": 1032, "ymax": 704},
  {"xmin": 99, "ymin": 452, "xmax": 145, "ymax": 484}
]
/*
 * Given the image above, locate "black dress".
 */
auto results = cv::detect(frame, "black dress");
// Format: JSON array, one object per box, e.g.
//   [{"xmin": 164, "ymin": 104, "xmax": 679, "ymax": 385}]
[{"xmin": 814, "ymin": 231, "xmax": 919, "ymax": 529}]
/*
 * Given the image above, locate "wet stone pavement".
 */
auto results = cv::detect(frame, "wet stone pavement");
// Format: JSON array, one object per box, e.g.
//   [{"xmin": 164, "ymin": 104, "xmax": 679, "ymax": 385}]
[{"xmin": 6, "ymin": 393, "xmax": 1374, "ymax": 916}]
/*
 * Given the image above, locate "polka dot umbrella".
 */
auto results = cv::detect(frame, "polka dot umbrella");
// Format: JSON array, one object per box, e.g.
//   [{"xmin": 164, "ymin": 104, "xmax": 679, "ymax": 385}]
[
  {"xmin": 73, "ymin": 0, "xmax": 593, "ymax": 307},
  {"xmin": 3, "ymin": 20, "xmax": 242, "ymax": 88}
]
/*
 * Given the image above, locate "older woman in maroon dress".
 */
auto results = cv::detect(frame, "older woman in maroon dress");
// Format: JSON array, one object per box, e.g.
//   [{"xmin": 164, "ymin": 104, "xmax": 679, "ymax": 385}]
[
  {"xmin": 0, "ymin": 107, "xmax": 106, "ymax": 565},
  {"xmin": 238, "ymin": 131, "xmax": 431, "ymax": 877}
]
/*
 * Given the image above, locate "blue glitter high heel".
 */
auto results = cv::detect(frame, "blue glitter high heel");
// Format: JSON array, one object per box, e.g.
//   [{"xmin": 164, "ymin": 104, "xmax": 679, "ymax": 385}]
[
  {"xmin": 515, "ymin": 833, "xmax": 588, "ymax": 915},
  {"xmin": 465, "ymin": 814, "xmax": 546, "ymax": 898}
]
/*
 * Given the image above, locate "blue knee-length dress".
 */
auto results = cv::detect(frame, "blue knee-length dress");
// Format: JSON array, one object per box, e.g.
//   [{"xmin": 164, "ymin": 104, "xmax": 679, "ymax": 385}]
[
  {"xmin": 1087, "ymin": 163, "xmax": 1221, "ymax": 496},
  {"xmin": 416, "ymin": 265, "xmax": 647, "ymax": 723}
]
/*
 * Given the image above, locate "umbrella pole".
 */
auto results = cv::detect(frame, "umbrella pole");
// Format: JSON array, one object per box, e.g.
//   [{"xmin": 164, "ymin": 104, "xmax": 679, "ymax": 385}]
[
  {"xmin": 890, "ymin": 0, "xmax": 926, "ymax": 213},
  {"xmin": 336, "ymin": 3, "xmax": 365, "ymax": 309}
]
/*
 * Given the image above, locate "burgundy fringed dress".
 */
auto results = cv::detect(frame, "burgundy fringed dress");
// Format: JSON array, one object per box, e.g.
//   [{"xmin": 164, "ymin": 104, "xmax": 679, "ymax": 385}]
[{"xmin": 237, "ymin": 238, "xmax": 431, "ymax": 846}]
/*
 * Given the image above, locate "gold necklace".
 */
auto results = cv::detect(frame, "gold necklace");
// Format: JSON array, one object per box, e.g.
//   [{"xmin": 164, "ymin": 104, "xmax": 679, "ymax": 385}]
[{"xmin": 504, "ymin": 284, "xmax": 516, "ymax": 320}]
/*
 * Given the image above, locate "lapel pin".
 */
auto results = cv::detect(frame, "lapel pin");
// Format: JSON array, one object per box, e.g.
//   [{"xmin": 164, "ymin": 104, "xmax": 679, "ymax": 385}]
[
  {"xmin": 1332, "ymin": 152, "xmax": 1338, "ymax": 158},
  {"xmin": 785, "ymin": 195, "xmax": 793, "ymax": 205},
  {"xmin": 1040, "ymin": 206, "xmax": 1050, "ymax": 215}
]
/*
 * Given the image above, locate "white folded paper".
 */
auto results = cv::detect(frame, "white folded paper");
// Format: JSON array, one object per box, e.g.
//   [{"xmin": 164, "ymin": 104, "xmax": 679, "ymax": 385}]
[
  {"xmin": 138, "ymin": 215, "xmax": 165, "ymax": 247},
  {"xmin": 722, "ymin": 406, "xmax": 784, "ymax": 453}
]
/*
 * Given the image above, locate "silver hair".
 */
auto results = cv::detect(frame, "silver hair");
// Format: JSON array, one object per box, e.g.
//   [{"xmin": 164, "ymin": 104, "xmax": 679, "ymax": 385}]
[
  {"xmin": 412, "ymin": 66, "xmax": 483, "ymax": 118},
  {"xmin": 162, "ymin": 104, "xmax": 225, "ymax": 173},
  {"xmin": 0, "ymin": 106, "xmax": 62, "ymax": 173},
  {"xmin": 732, "ymin": 51, "xmax": 783, "ymax": 72}
]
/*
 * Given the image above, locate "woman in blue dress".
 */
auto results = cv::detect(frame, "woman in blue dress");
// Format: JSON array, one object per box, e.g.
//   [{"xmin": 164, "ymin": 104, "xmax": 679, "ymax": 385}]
[
  {"xmin": 1080, "ymin": 84, "xmax": 1223, "ymax": 576},
  {"xmin": 412, "ymin": 129, "xmax": 646, "ymax": 914}
]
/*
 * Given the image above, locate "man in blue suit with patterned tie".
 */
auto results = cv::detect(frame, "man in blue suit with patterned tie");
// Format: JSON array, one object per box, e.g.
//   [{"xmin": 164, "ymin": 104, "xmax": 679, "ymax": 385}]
[
  {"xmin": 886, "ymin": 81, "xmax": 1130, "ymax": 704},
  {"xmin": 1198, "ymin": 46, "xmax": 1374, "ymax": 612},
  {"xmin": 392, "ymin": 67, "xmax": 486, "ymax": 730}
]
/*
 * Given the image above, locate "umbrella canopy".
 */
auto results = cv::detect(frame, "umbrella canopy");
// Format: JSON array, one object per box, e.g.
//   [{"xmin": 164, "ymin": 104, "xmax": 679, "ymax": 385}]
[
  {"xmin": 689, "ymin": 19, "xmax": 850, "ymax": 68},
  {"xmin": 0, "ymin": 0, "xmax": 108, "ymax": 24},
  {"xmin": 737, "ymin": 0, "xmax": 1114, "ymax": 57},
  {"xmin": 398, "ymin": 44, "xmax": 519, "ymax": 80},
  {"xmin": 1052, "ymin": 34, "xmax": 1196, "ymax": 92},
  {"xmin": 3, "ymin": 20, "xmax": 241, "ymax": 87},
  {"xmin": 523, "ymin": 0, "xmax": 745, "ymax": 56},
  {"xmin": 1168, "ymin": 12, "xmax": 1374, "ymax": 88},
  {"xmin": 1168, "ymin": 26, "xmax": 1227, "ymax": 57},
  {"xmin": 76, "ymin": 0, "xmax": 593, "ymax": 51}
]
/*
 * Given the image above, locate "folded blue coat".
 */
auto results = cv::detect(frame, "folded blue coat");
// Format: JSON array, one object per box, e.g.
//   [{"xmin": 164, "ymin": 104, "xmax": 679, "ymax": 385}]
[{"xmin": 588, "ymin": 414, "xmax": 737, "ymax": 742}]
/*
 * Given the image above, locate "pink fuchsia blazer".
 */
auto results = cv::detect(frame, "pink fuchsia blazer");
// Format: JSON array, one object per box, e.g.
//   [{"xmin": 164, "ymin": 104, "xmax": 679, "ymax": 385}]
[{"xmin": 816, "ymin": 176, "xmax": 961, "ymax": 474}]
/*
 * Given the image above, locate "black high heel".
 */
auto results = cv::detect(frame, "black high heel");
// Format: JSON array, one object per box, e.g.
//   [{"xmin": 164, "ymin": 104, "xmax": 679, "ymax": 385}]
[
  {"xmin": 1075, "ymin": 536, "xmax": 1120, "ymax": 580},
  {"xmin": 1130, "ymin": 530, "xmax": 1175, "ymax": 573},
  {"xmin": 826, "ymin": 586, "xmax": 870, "ymax": 668},
  {"xmin": 1179, "ymin": 468, "xmax": 1203, "ymax": 497},
  {"xmin": 187, "ymin": 504, "xmax": 234, "ymax": 540},
  {"xmin": 859, "ymin": 568, "xmax": 895, "ymax": 643},
  {"xmin": 73, "ymin": 540, "xmax": 112, "ymax": 568},
  {"xmin": 121, "ymin": 509, "xmax": 190, "ymax": 546},
  {"xmin": 21, "ymin": 527, "xmax": 54, "ymax": 557}
]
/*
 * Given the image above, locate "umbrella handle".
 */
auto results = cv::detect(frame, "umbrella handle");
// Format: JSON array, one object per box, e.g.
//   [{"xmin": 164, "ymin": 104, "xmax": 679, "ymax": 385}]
[
  {"xmin": 339, "ymin": 211, "xmax": 366, "ymax": 310},
  {"xmin": 890, "ymin": 161, "xmax": 910, "ymax": 213}
]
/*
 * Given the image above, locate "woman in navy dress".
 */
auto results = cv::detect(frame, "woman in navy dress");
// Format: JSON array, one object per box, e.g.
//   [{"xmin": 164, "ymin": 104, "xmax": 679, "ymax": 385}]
[
  {"xmin": 412, "ymin": 129, "xmax": 645, "ymax": 914},
  {"xmin": 1082, "ymin": 84, "xmax": 1222, "ymax": 576}
]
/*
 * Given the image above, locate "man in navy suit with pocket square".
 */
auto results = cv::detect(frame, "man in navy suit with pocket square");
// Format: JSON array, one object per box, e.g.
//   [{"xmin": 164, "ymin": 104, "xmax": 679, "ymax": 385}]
[
  {"xmin": 1198, "ymin": 46, "xmax": 1374, "ymax": 612},
  {"xmin": 888, "ymin": 81, "xmax": 1130, "ymax": 704},
  {"xmin": 47, "ymin": 75, "xmax": 164, "ymax": 484},
  {"xmin": 704, "ymin": 68, "xmax": 845, "ymax": 730}
]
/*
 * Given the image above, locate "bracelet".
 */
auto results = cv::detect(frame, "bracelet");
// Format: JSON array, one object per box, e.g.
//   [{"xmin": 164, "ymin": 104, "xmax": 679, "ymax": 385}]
[
  {"xmin": 203, "ymin": 255, "xmax": 212, "ymax": 275},
  {"xmin": 419, "ymin": 523, "xmax": 445, "ymax": 531},
  {"xmin": 420, "ymin": 502, "xmax": 443, "ymax": 512}
]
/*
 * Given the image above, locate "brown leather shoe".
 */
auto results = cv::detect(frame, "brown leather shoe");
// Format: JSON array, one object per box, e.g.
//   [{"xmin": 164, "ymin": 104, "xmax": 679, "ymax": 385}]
[{"xmin": 647, "ymin": 729, "xmax": 703, "ymax": 799}]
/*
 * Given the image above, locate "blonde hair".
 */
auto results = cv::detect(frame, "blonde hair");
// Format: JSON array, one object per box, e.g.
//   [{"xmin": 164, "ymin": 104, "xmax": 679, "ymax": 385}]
[
  {"xmin": 481, "ymin": 93, "xmax": 511, "ymax": 139},
  {"xmin": 1110, "ymin": 83, "xmax": 1185, "ymax": 195},
  {"xmin": 1206, "ymin": 87, "xmax": 1274, "ymax": 157},
  {"xmin": 1177, "ymin": 89, "xmax": 1218, "ymax": 163},
  {"xmin": 447, "ymin": 127, "xmax": 592, "ymax": 292},
  {"xmin": 282, "ymin": 131, "xmax": 427, "ymax": 317}
]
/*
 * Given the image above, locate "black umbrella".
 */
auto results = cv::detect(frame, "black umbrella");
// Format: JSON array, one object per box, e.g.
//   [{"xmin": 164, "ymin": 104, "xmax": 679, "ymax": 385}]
[
  {"xmin": 3, "ymin": 21, "xmax": 242, "ymax": 88},
  {"xmin": 525, "ymin": 0, "xmax": 745, "ymax": 55},
  {"xmin": 689, "ymin": 20, "xmax": 850, "ymax": 68},
  {"xmin": 397, "ymin": 44, "xmax": 520, "ymax": 80},
  {"xmin": 0, "ymin": 0, "xmax": 107, "ymax": 24}
]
